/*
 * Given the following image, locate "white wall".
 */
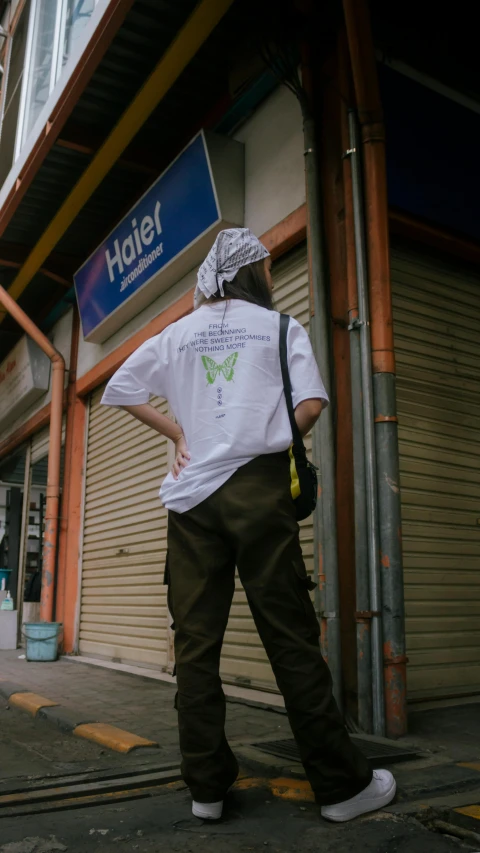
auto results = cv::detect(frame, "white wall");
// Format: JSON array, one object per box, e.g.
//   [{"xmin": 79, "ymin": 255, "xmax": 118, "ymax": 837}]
[
  {"xmin": 0, "ymin": 309, "xmax": 73, "ymax": 446},
  {"xmin": 234, "ymin": 85, "xmax": 305, "ymax": 237}
]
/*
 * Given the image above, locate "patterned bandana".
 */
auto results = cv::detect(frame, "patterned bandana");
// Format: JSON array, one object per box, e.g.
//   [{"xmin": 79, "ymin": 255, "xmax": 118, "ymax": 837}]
[{"xmin": 194, "ymin": 228, "xmax": 270, "ymax": 308}]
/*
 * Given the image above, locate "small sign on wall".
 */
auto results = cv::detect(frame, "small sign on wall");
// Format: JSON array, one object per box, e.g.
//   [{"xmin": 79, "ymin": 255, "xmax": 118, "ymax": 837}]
[
  {"xmin": 74, "ymin": 131, "xmax": 244, "ymax": 343},
  {"xmin": 0, "ymin": 337, "xmax": 50, "ymax": 431}
]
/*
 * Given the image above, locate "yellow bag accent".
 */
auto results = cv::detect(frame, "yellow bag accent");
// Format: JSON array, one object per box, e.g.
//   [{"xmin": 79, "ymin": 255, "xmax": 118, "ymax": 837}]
[{"xmin": 289, "ymin": 445, "xmax": 301, "ymax": 499}]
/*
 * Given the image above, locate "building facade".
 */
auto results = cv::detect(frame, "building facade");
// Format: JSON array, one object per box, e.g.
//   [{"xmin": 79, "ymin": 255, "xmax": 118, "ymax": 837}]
[{"xmin": 0, "ymin": 0, "xmax": 479, "ymax": 736}]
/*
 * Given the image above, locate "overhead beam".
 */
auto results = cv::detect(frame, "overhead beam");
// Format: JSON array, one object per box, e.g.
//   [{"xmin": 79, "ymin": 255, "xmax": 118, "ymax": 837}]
[
  {"xmin": 0, "ymin": 242, "xmax": 80, "ymax": 286},
  {"xmin": 0, "ymin": 259, "xmax": 71, "ymax": 288},
  {"xmin": 0, "ymin": 241, "xmax": 79, "ymax": 269},
  {"xmin": 0, "ymin": 0, "xmax": 235, "ymax": 324},
  {"xmin": 55, "ymin": 124, "xmax": 159, "ymax": 176}
]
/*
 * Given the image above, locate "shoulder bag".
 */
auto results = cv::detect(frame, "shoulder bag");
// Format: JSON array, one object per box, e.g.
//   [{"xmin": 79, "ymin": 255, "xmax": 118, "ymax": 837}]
[{"xmin": 279, "ymin": 313, "xmax": 318, "ymax": 521}]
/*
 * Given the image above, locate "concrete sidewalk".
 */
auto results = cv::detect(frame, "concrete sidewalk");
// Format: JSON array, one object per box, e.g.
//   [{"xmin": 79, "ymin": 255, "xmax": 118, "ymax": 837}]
[
  {"xmin": 2, "ymin": 649, "xmax": 480, "ymax": 808},
  {"xmin": 0, "ymin": 650, "xmax": 292, "ymax": 756},
  {"xmin": 3, "ymin": 650, "xmax": 480, "ymax": 850}
]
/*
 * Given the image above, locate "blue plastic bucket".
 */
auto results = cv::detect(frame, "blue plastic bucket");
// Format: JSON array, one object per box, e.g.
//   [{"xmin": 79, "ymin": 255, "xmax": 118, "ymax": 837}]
[{"xmin": 23, "ymin": 622, "xmax": 63, "ymax": 662}]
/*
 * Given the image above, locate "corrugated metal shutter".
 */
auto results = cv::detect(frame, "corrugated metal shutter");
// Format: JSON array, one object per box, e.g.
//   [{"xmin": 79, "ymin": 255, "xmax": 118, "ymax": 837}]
[
  {"xmin": 79, "ymin": 389, "xmax": 170, "ymax": 668},
  {"xmin": 221, "ymin": 243, "xmax": 315, "ymax": 690},
  {"xmin": 392, "ymin": 243, "xmax": 480, "ymax": 700},
  {"xmin": 31, "ymin": 418, "xmax": 66, "ymax": 463}
]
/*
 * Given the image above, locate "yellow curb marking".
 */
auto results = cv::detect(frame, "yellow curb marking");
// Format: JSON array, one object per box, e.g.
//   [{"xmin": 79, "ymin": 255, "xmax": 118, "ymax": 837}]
[
  {"xmin": 233, "ymin": 777, "xmax": 265, "ymax": 791},
  {"xmin": 458, "ymin": 762, "xmax": 480, "ymax": 773},
  {"xmin": 9, "ymin": 692, "xmax": 59, "ymax": 716},
  {"xmin": 74, "ymin": 723, "xmax": 158, "ymax": 753},
  {"xmin": 233, "ymin": 776, "xmax": 314, "ymax": 802},
  {"xmin": 455, "ymin": 805, "xmax": 480, "ymax": 821},
  {"xmin": 270, "ymin": 777, "xmax": 315, "ymax": 802}
]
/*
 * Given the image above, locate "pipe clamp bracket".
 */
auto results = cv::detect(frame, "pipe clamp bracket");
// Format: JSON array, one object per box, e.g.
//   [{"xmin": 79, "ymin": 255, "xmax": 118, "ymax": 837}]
[
  {"xmin": 355, "ymin": 610, "xmax": 381, "ymax": 621},
  {"xmin": 348, "ymin": 318, "xmax": 366, "ymax": 331}
]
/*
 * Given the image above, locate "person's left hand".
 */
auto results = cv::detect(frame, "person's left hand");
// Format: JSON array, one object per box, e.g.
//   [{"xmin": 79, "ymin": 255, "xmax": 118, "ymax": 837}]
[{"xmin": 172, "ymin": 435, "xmax": 190, "ymax": 480}]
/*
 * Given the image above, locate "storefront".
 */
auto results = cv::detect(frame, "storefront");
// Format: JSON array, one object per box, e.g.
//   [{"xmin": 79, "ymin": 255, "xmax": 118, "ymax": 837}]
[
  {"xmin": 77, "ymin": 242, "xmax": 312, "ymax": 690},
  {"xmin": 72, "ymin": 69, "xmax": 480, "ymax": 704},
  {"xmin": 0, "ymin": 448, "xmax": 28, "ymax": 608},
  {"xmin": 391, "ymin": 240, "xmax": 480, "ymax": 701},
  {"xmin": 2, "ymin": 0, "xmax": 478, "ymax": 722},
  {"xmin": 380, "ymin": 63, "xmax": 480, "ymax": 702},
  {"xmin": 0, "ymin": 317, "xmax": 70, "ymax": 640}
]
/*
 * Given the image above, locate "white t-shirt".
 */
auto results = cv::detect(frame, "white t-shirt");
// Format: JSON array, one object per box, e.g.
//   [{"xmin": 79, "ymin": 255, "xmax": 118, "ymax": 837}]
[{"xmin": 101, "ymin": 300, "xmax": 329, "ymax": 513}]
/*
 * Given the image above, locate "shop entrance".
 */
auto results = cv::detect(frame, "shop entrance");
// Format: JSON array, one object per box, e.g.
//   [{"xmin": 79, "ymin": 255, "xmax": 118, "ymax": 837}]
[{"xmin": 0, "ymin": 448, "xmax": 28, "ymax": 608}]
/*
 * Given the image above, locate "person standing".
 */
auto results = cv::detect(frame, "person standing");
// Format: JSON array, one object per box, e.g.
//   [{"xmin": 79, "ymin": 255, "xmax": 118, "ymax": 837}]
[{"xmin": 102, "ymin": 228, "xmax": 396, "ymax": 822}]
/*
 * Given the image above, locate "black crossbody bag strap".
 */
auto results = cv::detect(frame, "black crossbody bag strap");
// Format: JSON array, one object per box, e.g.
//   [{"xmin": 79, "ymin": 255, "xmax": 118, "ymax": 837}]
[
  {"xmin": 279, "ymin": 313, "xmax": 318, "ymax": 522},
  {"xmin": 279, "ymin": 313, "xmax": 305, "ymax": 455}
]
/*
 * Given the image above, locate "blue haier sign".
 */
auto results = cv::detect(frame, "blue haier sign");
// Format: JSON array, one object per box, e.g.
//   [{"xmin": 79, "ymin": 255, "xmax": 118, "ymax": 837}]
[{"xmin": 74, "ymin": 131, "xmax": 244, "ymax": 342}]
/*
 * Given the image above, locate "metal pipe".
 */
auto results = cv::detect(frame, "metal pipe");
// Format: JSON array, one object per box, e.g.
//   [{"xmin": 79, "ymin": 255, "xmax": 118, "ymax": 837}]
[
  {"xmin": 297, "ymin": 38, "xmax": 341, "ymax": 706},
  {"xmin": 349, "ymin": 324, "xmax": 373, "ymax": 733},
  {"xmin": 55, "ymin": 306, "xmax": 80, "ymax": 630},
  {"xmin": 0, "ymin": 284, "xmax": 65, "ymax": 623},
  {"xmin": 348, "ymin": 111, "xmax": 385, "ymax": 736},
  {"xmin": 342, "ymin": 0, "xmax": 407, "ymax": 737},
  {"xmin": 373, "ymin": 373, "xmax": 406, "ymax": 737},
  {"xmin": 339, "ymin": 32, "xmax": 372, "ymax": 732},
  {"xmin": 302, "ymin": 109, "xmax": 342, "ymax": 706}
]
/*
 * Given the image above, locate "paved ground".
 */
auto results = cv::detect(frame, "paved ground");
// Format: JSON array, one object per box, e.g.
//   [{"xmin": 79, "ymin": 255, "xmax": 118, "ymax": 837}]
[
  {"xmin": 1, "ymin": 650, "xmax": 480, "ymax": 852},
  {"xmin": 0, "ymin": 782, "xmax": 473, "ymax": 853},
  {"xmin": 0, "ymin": 651, "xmax": 293, "ymax": 755}
]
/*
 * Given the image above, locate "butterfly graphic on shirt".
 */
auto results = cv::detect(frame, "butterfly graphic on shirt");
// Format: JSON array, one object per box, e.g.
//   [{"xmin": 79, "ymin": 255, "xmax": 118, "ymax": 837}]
[{"xmin": 201, "ymin": 352, "xmax": 238, "ymax": 384}]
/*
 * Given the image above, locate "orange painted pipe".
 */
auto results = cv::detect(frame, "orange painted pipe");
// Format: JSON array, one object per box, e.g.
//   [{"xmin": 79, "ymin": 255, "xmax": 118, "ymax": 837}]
[
  {"xmin": 341, "ymin": 0, "xmax": 395, "ymax": 376},
  {"xmin": 338, "ymin": 31, "xmax": 358, "ymax": 319},
  {"xmin": 0, "ymin": 284, "xmax": 65, "ymax": 622},
  {"xmin": 61, "ymin": 395, "xmax": 86, "ymax": 652},
  {"xmin": 342, "ymin": 0, "xmax": 407, "ymax": 737},
  {"xmin": 55, "ymin": 307, "xmax": 80, "ymax": 637}
]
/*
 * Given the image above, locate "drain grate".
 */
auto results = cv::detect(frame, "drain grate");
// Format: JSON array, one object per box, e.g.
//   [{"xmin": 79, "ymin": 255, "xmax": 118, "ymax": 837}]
[{"xmin": 252, "ymin": 736, "xmax": 419, "ymax": 767}]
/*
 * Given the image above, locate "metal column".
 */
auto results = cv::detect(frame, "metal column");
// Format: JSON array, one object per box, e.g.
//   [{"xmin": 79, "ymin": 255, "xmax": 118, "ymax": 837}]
[
  {"xmin": 303, "ymin": 114, "xmax": 342, "ymax": 707},
  {"xmin": 348, "ymin": 111, "xmax": 385, "ymax": 736}
]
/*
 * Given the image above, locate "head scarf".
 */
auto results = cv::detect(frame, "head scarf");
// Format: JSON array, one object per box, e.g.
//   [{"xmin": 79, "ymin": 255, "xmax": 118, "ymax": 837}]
[{"xmin": 194, "ymin": 228, "xmax": 270, "ymax": 308}]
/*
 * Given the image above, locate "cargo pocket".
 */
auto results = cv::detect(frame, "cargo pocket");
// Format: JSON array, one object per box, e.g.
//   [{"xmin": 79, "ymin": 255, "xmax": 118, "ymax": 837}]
[
  {"xmin": 163, "ymin": 552, "xmax": 175, "ymax": 632},
  {"xmin": 164, "ymin": 552, "xmax": 177, "ymax": 685},
  {"xmin": 293, "ymin": 559, "xmax": 320, "ymax": 637}
]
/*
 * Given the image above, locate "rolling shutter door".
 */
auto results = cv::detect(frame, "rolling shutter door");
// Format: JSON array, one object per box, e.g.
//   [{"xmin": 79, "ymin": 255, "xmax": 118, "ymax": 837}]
[
  {"xmin": 392, "ymin": 244, "xmax": 480, "ymax": 700},
  {"xmin": 221, "ymin": 243, "xmax": 316, "ymax": 691},
  {"xmin": 79, "ymin": 389, "xmax": 170, "ymax": 668}
]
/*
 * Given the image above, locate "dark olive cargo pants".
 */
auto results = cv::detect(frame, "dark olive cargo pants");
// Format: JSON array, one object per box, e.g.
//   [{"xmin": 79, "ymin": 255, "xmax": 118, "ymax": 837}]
[{"xmin": 166, "ymin": 452, "xmax": 372, "ymax": 805}]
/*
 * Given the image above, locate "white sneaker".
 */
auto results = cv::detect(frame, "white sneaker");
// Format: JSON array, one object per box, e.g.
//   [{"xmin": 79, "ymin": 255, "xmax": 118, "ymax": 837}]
[
  {"xmin": 192, "ymin": 799, "xmax": 223, "ymax": 820},
  {"xmin": 321, "ymin": 769, "xmax": 396, "ymax": 823}
]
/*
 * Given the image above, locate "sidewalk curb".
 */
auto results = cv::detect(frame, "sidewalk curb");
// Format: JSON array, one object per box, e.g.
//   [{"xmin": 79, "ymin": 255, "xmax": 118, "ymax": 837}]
[
  {"xmin": 38, "ymin": 705, "xmax": 99, "ymax": 732},
  {"xmin": 0, "ymin": 682, "xmax": 31, "ymax": 700},
  {"xmin": 0, "ymin": 681, "xmax": 159, "ymax": 753}
]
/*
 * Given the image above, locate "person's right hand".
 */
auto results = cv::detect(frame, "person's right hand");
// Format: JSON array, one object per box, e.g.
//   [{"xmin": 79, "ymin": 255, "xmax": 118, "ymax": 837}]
[{"xmin": 172, "ymin": 434, "xmax": 190, "ymax": 480}]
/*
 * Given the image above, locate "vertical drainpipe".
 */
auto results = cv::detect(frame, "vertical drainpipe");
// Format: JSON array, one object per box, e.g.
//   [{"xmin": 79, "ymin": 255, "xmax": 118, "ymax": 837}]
[
  {"xmin": 338, "ymin": 33, "xmax": 373, "ymax": 734},
  {"xmin": 55, "ymin": 306, "xmax": 80, "ymax": 631},
  {"xmin": 0, "ymin": 284, "xmax": 65, "ymax": 624},
  {"xmin": 342, "ymin": 0, "xmax": 407, "ymax": 737},
  {"xmin": 347, "ymin": 110, "xmax": 385, "ymax": 736},
  {"xmin": 300, "ymin": 42, "xmax": 342, "ymax": 707}
]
